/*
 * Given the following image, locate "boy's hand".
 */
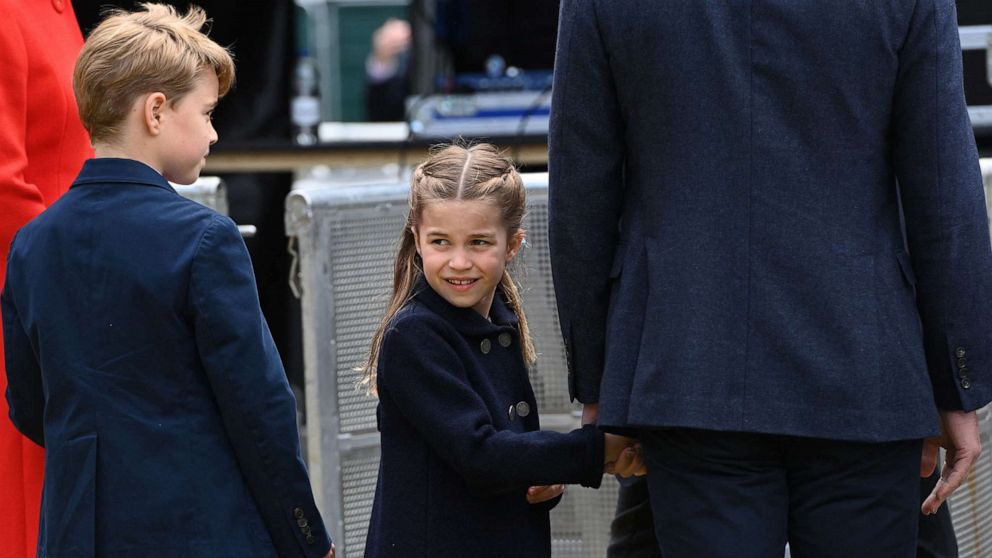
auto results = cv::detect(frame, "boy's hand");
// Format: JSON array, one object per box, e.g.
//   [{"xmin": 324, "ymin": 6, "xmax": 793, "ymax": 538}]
[
  {"xmin": 323, "ymin": 544, "xmax": 335, "ymax": 558},
  {"xmin": 604, "ymin": 434, "xmax": 647, "ymax": 477},
  {"xmin": 526, "ymin": 484, "xmax": 565, "ymax": 504}
]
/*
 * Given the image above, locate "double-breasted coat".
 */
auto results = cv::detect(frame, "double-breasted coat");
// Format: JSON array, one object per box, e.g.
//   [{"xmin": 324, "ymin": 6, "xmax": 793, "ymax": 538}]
[{"xmin": 366, "ymin": 280, "xmax": 605, "ymax": 557}]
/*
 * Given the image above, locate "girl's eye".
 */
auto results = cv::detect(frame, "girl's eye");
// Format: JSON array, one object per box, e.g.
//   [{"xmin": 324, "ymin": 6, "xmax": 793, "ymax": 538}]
[
  {"xmin": 430, "ymin": 239, "xmax": 449, "ymax": 246},
  {"xmin": 471, "ymin": 239, "xmax": 490, "ymax": 246}
]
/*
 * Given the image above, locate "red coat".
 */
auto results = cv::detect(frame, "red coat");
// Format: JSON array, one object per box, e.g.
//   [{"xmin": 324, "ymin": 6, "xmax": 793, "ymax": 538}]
[{"xmin": 0, "ymin": 1, "xmax": 91, "ymax": 556}]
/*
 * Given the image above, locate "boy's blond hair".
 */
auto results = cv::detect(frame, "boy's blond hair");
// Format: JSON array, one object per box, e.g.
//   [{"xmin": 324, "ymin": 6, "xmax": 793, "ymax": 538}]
[{"xmin": 74, "ymin": 3, "xmax": 235, "ymax": 144}]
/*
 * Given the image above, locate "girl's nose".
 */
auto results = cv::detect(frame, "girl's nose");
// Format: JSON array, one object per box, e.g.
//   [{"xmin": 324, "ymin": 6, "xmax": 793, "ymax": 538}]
[{"xmin": 448, "ymin": 250, "xmax": 472, "ymax": 270}]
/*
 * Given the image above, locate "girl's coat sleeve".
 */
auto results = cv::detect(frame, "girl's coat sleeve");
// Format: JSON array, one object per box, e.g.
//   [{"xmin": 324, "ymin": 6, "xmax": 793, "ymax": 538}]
[{"xmin": 378, "ymin": 314, "xmax": 605, "ymax": 494}]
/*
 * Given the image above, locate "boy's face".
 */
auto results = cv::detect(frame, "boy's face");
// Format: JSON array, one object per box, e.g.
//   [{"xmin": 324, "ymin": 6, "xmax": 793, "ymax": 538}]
[{"xmin": 158, "ymin": 71, "xmax": 219, "ymax": 185}]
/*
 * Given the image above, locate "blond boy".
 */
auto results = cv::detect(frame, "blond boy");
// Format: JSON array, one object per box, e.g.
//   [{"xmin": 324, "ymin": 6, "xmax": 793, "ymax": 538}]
[{"xmin": 2, "ymin": 4, "xmax": 334, "ymax": 556}]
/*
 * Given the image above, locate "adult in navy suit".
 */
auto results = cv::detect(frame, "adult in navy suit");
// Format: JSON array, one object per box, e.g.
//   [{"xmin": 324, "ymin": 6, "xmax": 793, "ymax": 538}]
[{"xmin": 549, "ymin": 1, "xmax": 991, "ymax": 556}]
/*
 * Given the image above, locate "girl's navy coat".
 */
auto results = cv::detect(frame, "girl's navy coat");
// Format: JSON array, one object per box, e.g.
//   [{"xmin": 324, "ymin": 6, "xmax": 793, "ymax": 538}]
[{"xmin": 366, "ymin": 280, "xmax": 605, "ymax": 558}]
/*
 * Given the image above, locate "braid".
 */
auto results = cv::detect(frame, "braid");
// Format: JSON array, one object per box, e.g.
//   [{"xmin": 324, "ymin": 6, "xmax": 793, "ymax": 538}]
[{"xmin": 500, "ymin": 270, "xmax": 537, "ymax": 365}]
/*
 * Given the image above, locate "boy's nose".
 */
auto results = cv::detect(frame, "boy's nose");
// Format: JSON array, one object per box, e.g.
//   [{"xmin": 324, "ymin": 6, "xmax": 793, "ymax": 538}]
[{"xmin": 209, "ymin": 124, "xmax": 218, "ymax": 145}]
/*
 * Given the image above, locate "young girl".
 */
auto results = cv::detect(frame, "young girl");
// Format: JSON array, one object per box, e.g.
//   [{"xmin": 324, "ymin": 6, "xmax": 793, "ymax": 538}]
[{"xmin": 361, "ymin": 144, "xmax": 641, "ymax": 557}]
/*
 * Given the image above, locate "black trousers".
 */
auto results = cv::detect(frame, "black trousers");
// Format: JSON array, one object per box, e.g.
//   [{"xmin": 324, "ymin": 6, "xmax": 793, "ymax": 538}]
[{"xmin": 607, "ymin": 429, "xmax": 953, "ymax": 558}]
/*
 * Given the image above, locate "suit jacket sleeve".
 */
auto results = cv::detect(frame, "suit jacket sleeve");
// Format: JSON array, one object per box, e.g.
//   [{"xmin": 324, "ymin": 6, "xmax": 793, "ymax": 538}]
[
  {"xmin": 379, "ymin": 317, "xmax": 605, "ymax": 493},
  {"xmin": 892, "ymin": 0, "xmax": 992, "ymax": 411},
  {"xmin": 548, "ymin": 0, "xmax": 626, "ymax": 403},
  {"xmin": 2, "ymin": 245, "xmax": 44, "ymax": 447},
  {"xmin": 189, "ymin": 216, "xmax": 332, "ymax": 557}
]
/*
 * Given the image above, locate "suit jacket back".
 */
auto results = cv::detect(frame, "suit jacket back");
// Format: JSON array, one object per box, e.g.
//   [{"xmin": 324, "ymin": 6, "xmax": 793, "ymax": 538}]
[{"xmin": 549, "ymin": 0, "xmax": 992, "ymax": 441}]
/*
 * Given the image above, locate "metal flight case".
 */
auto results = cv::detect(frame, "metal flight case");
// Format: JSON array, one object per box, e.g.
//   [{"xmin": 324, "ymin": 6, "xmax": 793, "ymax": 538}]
[{"xmin": 285, "ymin": 174, "xmax": 619, "ymax": 558}]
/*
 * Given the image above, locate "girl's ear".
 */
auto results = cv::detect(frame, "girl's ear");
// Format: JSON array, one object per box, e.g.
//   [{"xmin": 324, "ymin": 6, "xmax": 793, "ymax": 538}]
[
  {"xmin": 506, "ymin": 230, "xmax": 525, "ymax": 262},
  {"xmin": 143, "ymin": 92, "xmax": 168, "ymax": 136},
  {"xmin": 411, "ymin": 226, "xmax": 421, "ymax": 255}
]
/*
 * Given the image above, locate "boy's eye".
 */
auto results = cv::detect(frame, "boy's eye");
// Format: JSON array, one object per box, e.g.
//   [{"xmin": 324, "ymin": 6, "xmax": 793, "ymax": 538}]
[{"xmin": 470, "ymin": 239, "xmax": 491, "ymax": 246}]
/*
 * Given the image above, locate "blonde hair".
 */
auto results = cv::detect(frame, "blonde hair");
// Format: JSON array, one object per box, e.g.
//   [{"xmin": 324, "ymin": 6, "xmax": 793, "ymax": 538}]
[
  {"xmin": 361, "ymin": 143, "xmax": 537, "ymax": 394},
  {"xmin": 74, "ymin": 3, "xmax": 235, "ymax": 144}
]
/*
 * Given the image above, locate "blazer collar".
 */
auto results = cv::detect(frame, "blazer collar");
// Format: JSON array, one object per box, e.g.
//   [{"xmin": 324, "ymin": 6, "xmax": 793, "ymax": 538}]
[
  {"xmin": 412, "ymin": 276, "xmax": 519, "ymax": 337},
  {"xmin": 71, "ymin": 158, "xmax": 176, "ymax": 193}
]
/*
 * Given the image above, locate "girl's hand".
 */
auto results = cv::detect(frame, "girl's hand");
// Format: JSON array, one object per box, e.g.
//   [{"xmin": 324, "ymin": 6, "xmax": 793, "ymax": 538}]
[{"xmin": 526, "ymin": 484, "xmax": 565, "ymax": 504}]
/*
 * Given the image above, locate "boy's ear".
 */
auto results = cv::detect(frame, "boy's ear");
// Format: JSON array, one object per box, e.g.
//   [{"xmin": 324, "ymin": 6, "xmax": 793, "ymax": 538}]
[
  {"xmin": 506, "ymin": 230, "xmax": 525, "ymax": 262},
  {"xmin": 142, "ymin": 92, "xmax": 168, "ymax": 136}
]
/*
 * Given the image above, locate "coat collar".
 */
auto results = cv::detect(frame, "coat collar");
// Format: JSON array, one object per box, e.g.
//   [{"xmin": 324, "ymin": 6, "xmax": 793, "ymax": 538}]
[
  {"xmin": 412, "ymin": 276, "xmax": 519, "ymax": 337},
  {"xmin": 71, "ymin": 158, "xmax": 176, "ymax": 193}
]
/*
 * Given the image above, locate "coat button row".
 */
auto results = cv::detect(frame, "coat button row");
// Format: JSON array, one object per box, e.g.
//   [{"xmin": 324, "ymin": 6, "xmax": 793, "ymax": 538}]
[
  {"xmin": 481, "ymin": 334, "xmax": 514, "ymax": 354},
  {"xmin": 508, "ymin": 401, "xmax": 531, "ymax": 420}
]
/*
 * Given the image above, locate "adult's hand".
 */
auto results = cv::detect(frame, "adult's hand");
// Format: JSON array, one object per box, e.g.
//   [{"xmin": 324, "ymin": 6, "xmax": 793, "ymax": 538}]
[
  {"xmin": 323, "ymin": 543, "xmax": 336, "ymax": 558},
  {"xmin": 581, "ymin": 402, "xmax": 599, "ymax": 426},
  {"xmin": 526, "ymin": 484, "xmax": 565, "ymax": 504},
  {"xmin": 605, "ymin": 442, "xmax": 647, "ymax": 478},
  {"xmin": 921, "ymin": 409, "xmax": 982, "ymax": 515}
]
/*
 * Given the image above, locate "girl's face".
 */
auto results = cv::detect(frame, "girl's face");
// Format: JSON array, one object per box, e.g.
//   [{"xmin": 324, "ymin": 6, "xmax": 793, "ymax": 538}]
[{"xmin": 414, "ymin": 200, "xmax": 523, "ymax": 318}]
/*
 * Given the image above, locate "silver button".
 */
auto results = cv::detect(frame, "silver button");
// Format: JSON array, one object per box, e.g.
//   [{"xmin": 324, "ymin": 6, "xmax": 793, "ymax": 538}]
[
  {"xmin": 515, "ymin": 401, "xmax": 530, "ymax": 418},
  {"xmin": 961, "ymin": 378, "xmax": 972, "ymax": 389},
  {"xmin": 480, "ymin": 339, "xmax": 491, "ymax": 354},
  {"xmin": 956, "ymin": 347, "xmax": 966, "ymax": 358},
  {"xmin": 498, "ymin": 332, "xmax": 512, "ymax": 347},
  {"xmin": 508, "ymin": 404, "xmax": 516, "ymax": 420}
]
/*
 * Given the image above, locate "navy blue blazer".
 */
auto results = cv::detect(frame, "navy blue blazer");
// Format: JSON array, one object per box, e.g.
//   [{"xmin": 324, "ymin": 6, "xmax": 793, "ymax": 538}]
[
  {"xmin": 366, "ymin": 281, "xmax": 604, "ymax": 557},
  {"xmin": 2, "ymin": 159, "xmax": 331, "ymax": 557},
  {"xmin": 549, "ymin": 0, "xmax": 992, "ymax": 441}
]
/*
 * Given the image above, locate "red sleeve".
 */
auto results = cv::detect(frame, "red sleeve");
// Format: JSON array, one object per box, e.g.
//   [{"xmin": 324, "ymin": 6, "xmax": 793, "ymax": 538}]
[{"xmin": 0, "ymin": 10, "xmax": 47, "ymax": 280}]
